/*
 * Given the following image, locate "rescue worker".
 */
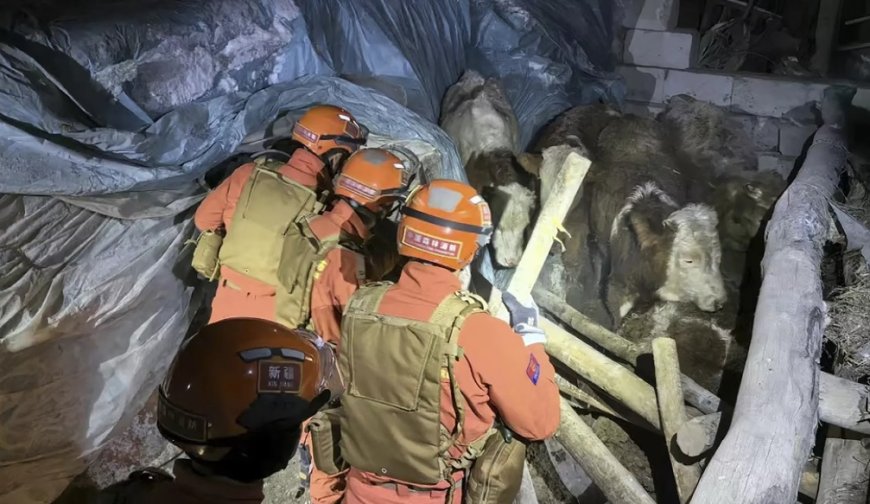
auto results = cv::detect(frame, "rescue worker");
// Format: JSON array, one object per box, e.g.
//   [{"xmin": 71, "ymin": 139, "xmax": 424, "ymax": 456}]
[
  {"xmin": 192, "ymin": 104, "xmax": 367, "ymax": 323},
  {"xmin": 99, "ymin": 318, "xmax": 341, "ymax": 504},
  {"xmin": 280, "ymin": 147, "xmax": 410, "ymax": 504},
  {"xmin": 332, "ymin": 179, "xmax": 561, "ymax": 503}
]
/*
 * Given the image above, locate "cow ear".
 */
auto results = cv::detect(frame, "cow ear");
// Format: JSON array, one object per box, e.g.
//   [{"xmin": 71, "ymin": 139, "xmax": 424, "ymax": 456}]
[
  {"xmin": 628, "ymin": 213, "xmax": 661, "ymax": 250},
  {"xmin": 744, "ymin": 183, "xmax": 764, "ymax": 201},
  {"xmin": 516, "ymin": 152, "xmax": 542, "ymax": 177}
]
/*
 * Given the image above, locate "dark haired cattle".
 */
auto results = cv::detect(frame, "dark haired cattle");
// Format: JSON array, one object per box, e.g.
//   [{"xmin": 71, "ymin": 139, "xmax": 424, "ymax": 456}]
[{"xmin": 558, "ymin": 114, "xmax": 727, "ymax": 329}]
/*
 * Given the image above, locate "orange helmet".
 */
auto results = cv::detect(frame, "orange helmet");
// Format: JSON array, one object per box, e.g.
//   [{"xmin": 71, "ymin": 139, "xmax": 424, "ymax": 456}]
[
  {"xmin": 334, "ymin": 148, "xmax": 410, "ymax": 212},
  {"xmin": 397, "ymin": 179, "xmax": 493, "ymax": 270},
  {"xmin": 157, "ymin": 318, "xmax": 338, "ymax": 481},
  {"xmin": 291, "ymin": 104, "xmax": 367, "ymax": 157}
]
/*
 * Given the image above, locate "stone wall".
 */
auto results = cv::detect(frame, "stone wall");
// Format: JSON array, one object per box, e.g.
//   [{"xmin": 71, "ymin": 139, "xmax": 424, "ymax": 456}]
[{"xmin": 618, "ymin": 0, "xmax": 870, "ymax": 179}]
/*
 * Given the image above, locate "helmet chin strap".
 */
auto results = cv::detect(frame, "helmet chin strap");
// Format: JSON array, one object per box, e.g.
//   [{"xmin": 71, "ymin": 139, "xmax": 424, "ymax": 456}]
[{"xmin": 345, "ymin": 197, "xmax": 380, "ymax": 231}]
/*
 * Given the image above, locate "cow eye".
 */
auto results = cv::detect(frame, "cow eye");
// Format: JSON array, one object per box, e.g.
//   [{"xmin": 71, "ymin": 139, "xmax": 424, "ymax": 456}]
[{"xmin": 684, "ymin": 259, "xmax": 694, "ymax": 264}]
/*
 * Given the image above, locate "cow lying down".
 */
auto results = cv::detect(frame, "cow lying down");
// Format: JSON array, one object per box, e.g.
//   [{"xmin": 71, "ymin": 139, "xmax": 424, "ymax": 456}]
[{"xmin": 439, "ymin": 70, "xmax": 536, "ymax": 268}]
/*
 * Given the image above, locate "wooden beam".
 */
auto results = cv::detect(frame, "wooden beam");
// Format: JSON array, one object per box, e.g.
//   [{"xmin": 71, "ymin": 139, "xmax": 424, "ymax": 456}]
[
  {"xmin": 556, "ymin": 399, "xmax": 656, "ymax": 504},
  {"xmin": 555, "ymin": 374, "xmax": 626, "ymax": 420},
  {"xmin": 810, "ymin": 0, "xmax": 844, "ymax": 75},
  {"xmin": 533, "ymin": 287, "xmax": 642, "ymax": 363},
  {"xmin": 819, "ymin": 368, "xmax": 870, "ymax": 435},
  {"xmin": 488, "ymin": 147, "xmax": 590, "ymax": 314},
  {"xmin": 534, "ymin": 289, "xmax": 726, "ymax": 416},
  {"xmin": 652, "ymin": 338, "xmax": 701, "ymax": 503},
  {"xmin": 487, "ymin": 146, "xmax": 589, "ymax": 504},
  {"xmin": 691, "ymin": 89, "xmax": 853, "ymax": 504},
  {"xmin": 816, "ymin": 434, "xmax": 870, "ymax": 503},
  {"xmin": 544, "ymin": 317, "xmax": 661, "ymax": 430},
  {"xmin": 676, "ymin": 412, "xmax": 723, "ymax": 458}
]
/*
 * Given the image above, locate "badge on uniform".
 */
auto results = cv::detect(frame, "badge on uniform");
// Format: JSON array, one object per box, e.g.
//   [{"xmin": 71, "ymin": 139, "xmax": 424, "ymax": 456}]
[{"xmin": 526, "ymin": 354, "xmax": 541, "ymax": 385}]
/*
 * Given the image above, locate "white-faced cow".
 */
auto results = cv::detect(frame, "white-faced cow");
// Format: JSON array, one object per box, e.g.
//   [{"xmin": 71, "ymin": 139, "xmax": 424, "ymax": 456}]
[
  {"xmin": 556, "ymin": 114, "xmax": 728, "ymax": 329},
  {"xmin": 439, "ymin": 70, "xmax": 536, "ymax": 268}
]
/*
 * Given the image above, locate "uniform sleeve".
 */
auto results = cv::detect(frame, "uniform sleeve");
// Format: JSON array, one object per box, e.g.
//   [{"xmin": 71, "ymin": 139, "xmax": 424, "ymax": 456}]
[
  {"xmin": 193, "ymin": 163, "xmax": 253, "ymax": 231},
  {"xmin": 460, "ymin": 313, "xmax": 561, "ymax": 440},
  {"xmin": 310, "ymin": 248, "xmax": 364, "ymax": 346}
]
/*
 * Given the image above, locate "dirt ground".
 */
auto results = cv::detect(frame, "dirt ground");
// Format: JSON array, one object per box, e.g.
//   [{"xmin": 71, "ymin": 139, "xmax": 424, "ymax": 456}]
[{"xmin": 52, "ymin": 391, "xmax": 311, "ymax": 504}]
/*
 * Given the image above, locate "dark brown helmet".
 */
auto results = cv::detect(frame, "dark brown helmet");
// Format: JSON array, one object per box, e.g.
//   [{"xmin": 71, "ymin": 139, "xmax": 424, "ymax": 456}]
[{"xmin": 157, "ymin": 318, "xmax": 338, "ymax": 481}]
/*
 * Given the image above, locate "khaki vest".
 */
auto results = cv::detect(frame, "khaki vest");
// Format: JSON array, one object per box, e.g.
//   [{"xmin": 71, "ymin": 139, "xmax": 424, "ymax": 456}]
[
  {"xmin": 274, "ymin": 215, "xmax": 364, "ymax": 330},
  {"xmin": 337, "ymin": 283, "xmax": 495, "ymax": 485},
  {"xmin": 218, "ymin": 156, "xmax": 324, "ymax": 287}
]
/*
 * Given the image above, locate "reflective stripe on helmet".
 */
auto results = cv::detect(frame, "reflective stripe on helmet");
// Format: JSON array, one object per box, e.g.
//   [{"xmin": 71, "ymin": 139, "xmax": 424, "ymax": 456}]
[{"xmin": 401, "ymin": 206, "xmax": 492, "ymax": 236}]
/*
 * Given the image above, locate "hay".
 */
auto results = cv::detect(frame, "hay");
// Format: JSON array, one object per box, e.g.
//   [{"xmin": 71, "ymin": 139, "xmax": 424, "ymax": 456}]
[{"xmin": 826, "ymin": 258, "xmax": 870, "ymax": 382}]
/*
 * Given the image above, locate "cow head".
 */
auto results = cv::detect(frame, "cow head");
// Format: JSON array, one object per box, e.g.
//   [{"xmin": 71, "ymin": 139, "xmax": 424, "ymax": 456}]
[
  {"xmin": 483, "ymin": 181, "xmax": 537, "ymax": 268},
  {"xmin": 655, "ymin": 204, "xmax": 728, "ymax": 313},
  {"xmin": 714, "ymin": 172, "xmax": 786, "ymax": 252}
]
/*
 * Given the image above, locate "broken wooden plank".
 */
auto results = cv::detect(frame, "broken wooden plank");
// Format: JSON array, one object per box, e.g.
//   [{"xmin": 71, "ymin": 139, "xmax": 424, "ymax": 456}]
[
  {"xmin": 556, "ymin": 399, "xmax": 656, "ymax": 504},
  {"xmin": 652, "ymin": 338, "xmax": 701, "ymax": 503},
  {"xmin": 691, "ymin": 88, "xmax": 853, "ymax": 504}
]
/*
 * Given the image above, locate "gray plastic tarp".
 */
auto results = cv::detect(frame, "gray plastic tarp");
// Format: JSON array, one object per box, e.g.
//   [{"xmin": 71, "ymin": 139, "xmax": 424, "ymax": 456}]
[{"xmin": 0, "ymin": 0, "xmax": 622, "ymax": 501}]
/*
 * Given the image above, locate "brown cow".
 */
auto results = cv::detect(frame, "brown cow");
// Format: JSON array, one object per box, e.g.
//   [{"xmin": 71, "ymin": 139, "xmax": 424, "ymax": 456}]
[{"xmin": 557, "ymin": 114, "xmax": 727, "ymax": 329}]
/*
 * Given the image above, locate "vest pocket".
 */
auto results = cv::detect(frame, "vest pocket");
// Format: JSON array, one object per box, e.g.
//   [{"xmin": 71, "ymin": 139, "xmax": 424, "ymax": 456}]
[{"xmin": 347, "ymin": 320, "xmax": 439, "ymax": 412}]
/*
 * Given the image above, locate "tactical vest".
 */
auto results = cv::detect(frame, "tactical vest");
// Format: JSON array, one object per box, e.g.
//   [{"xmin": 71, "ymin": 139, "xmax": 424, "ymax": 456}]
[
  {"xmin": 337, "ymin": 283, "xmax": 495, "ymax": 485},
  {"xmin": 218, "ymin": 156, "xmax": 324, "ymax": 287},
  {"xmin": 274, "ymin": 215, "xmax": 363, "ymax": 330}
]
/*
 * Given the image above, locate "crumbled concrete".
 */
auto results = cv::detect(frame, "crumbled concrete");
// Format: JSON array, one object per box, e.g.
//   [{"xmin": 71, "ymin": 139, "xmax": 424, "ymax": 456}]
[
  {"xmin": 621, "ymin": 0, "xmax": 679, "ymax": 31},
  {"xmin": 731, "ymin": 75, "xmax": 828, "ymax": 118},
  {"xmin": 623, "ymin": 29, "xmax": 697, "ymax": 70},
  {"xmin": 663, "ymin": 69, "xmax": 734, "ymax": 107},
  {"xmin": 617, "ymin": 65, "xmax": 665, "ymax": 103}
]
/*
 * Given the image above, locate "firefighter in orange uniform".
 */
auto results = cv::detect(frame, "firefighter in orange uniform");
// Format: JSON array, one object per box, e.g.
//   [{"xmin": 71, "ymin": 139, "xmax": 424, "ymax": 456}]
[
  {"xmin": 191, "ymin": 104, "xmax": 367, "ymax": 324},
  {"xmin": 280, "ymin": 147, "xmax": 410, "ymax": 504},
  {"xmin": 99, "ymin": 318, "xmax": 342, "ymax": 504},
  {"xmin": 331, "ymin": 180, "xmax": 561, "ymax": 504}
]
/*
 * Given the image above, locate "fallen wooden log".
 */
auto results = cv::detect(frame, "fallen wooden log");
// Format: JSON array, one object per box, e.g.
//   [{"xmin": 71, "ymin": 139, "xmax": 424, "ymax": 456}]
[
  {"xmin": 816, "ymin": 433, "xmax": 870, "ymax": 504},
  {"xmin": 556, "ymin": 399, "xmax": 656, "ymax": 504},
  {"xmin": 533, "ymin": 287, "xmax": 642, "ymax": 362},
  {"xmin": 819, "ymin": 372, "xmax": 870, "ymax": 435},
  {"xmin": 676, "ymin": 412, "xmax": 723, "ymax": 458},
  {"xmin": 535, "ymin": 289, "xmax": 725, "ymax": 415},
  {"xmin": 691, "ymin": 87, "xmax": 854, "ymax": 504},
  {"xmin": 488, "ymin": 147, "xmax": 590, "ymax": 314},
  {"xmin": 677, "ymin": 372, "xmax": 870, "ymax": 459},
  {"xmin": 486, "ymin": 146, "xmax": 590, "ymax": 503},
  {"xmin": 652, "ymin": 338, "xmax": 701, "ymax": 503},
  {"xmin": 555, "ymin": 374, "xmax": 625, "ymax": 420},
  {"xmin": 544, "ymin": 317, "xmax": 661, "ymax": 430}
]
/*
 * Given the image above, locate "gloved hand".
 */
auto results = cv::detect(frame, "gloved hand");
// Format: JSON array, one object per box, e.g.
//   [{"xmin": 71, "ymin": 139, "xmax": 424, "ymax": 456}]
[{"xmin": 502, "ymin": 291, "xmax": 547, "ymax": 346}]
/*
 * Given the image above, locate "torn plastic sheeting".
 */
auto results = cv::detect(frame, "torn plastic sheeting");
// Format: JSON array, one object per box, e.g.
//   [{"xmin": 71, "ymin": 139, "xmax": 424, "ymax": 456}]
[
  {"xmin": 0, "ymin": 75, "xmax": 466, "ymax": 197},
  {"xmin": 0, "ymin": 195, "xmax": 197, "ymax": 501},
  {"xmin": 296, "ymin": 0, "xmax": 470, "ymax": 123},
  {"xmin": 468, "ymin": 0, "xmax": 625, "ymax": 149},
  {"xmin": 0, "ymin": 0, "xmax": 325, "ymax": 121}
]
